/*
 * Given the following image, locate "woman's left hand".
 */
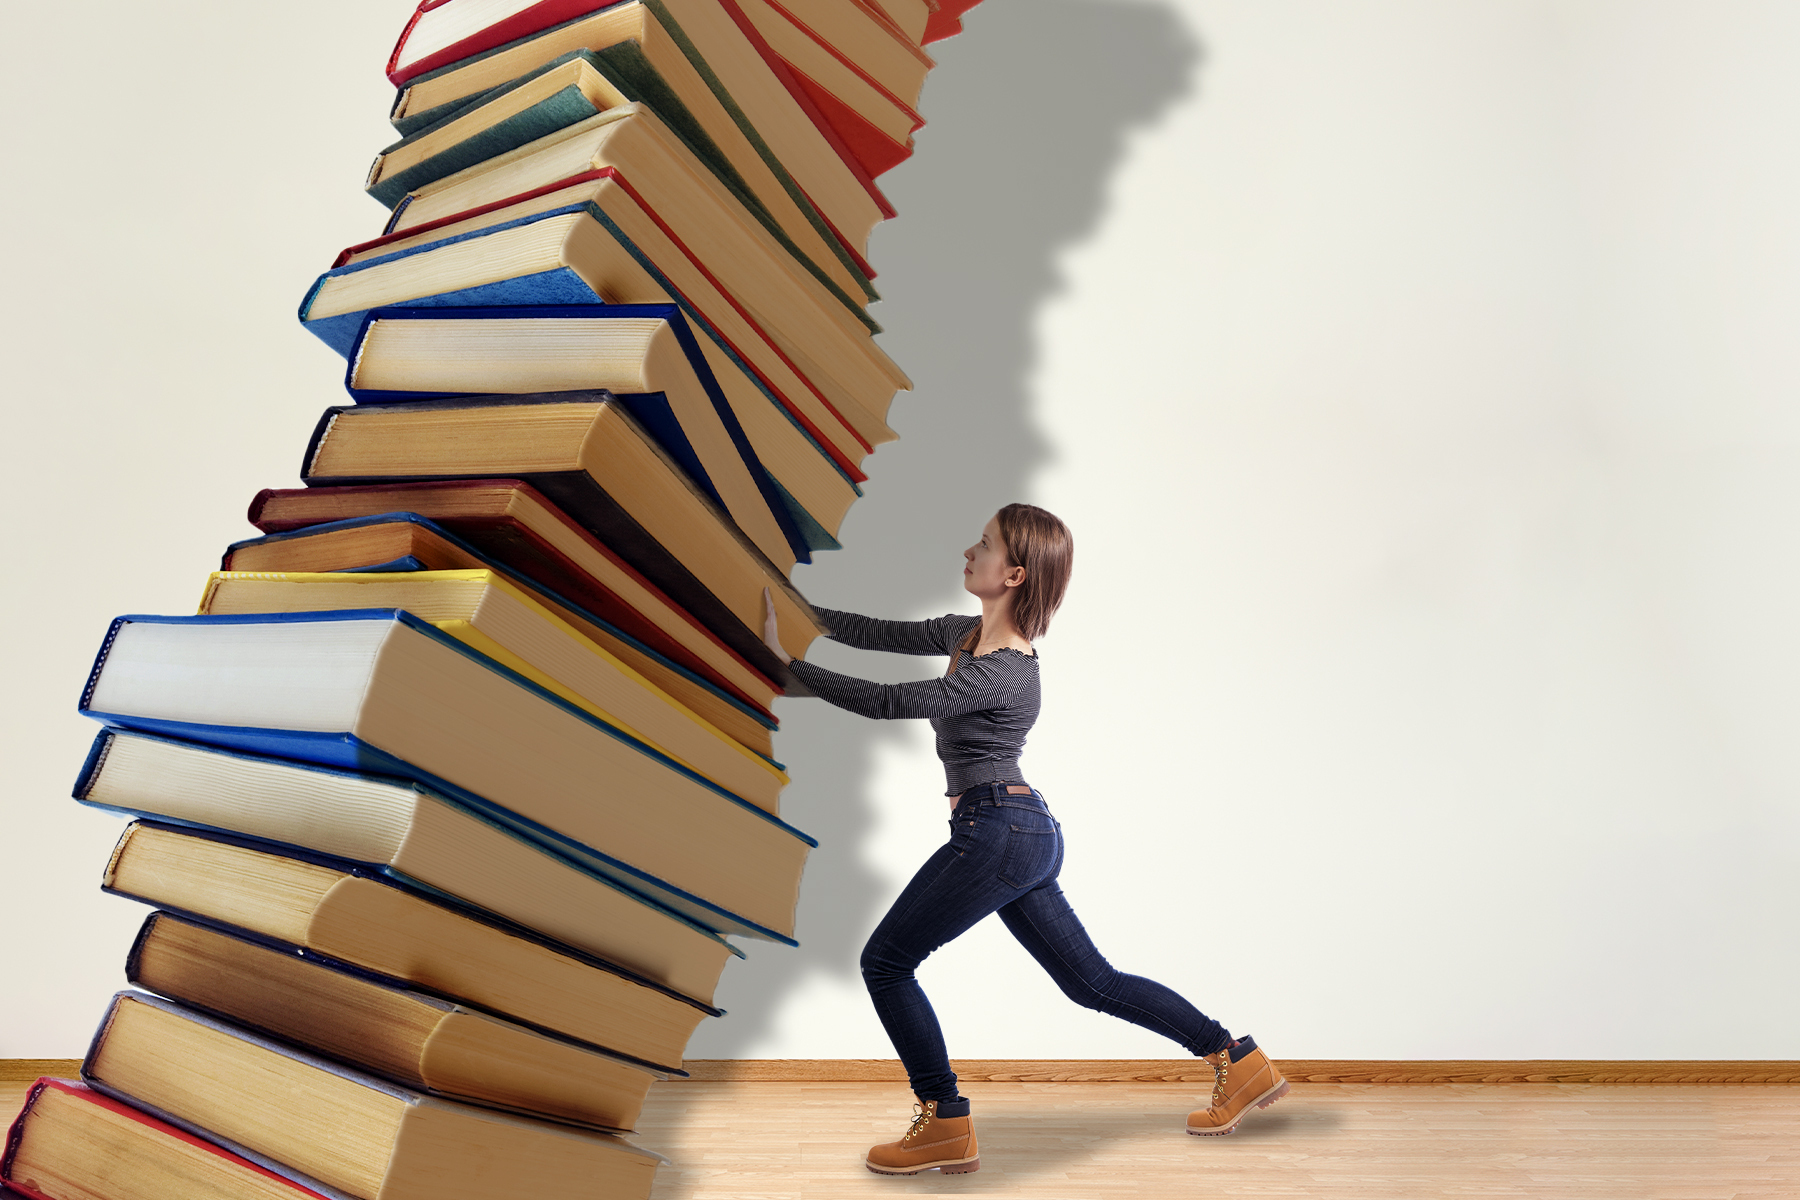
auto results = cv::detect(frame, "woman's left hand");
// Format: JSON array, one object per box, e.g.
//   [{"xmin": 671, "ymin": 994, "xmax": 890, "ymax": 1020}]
[{"xmin": 761, "ymin": 587, "xmax": 793, "ymax": 665}]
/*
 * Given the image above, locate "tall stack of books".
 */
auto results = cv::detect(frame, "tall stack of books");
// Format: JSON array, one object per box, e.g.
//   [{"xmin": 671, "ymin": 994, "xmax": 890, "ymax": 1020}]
[{"xmin": 4, "ymin": 1, "xmax": 981, "ymax": 1197}]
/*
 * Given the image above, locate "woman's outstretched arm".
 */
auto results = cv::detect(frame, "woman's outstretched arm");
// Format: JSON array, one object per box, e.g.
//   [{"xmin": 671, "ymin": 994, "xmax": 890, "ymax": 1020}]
[
  {"xmin": 812, "ymin": 607, "xmax": 978, "ymax": 656},
  {"xmin": 788, "ymin": 649, "xmax": 1034, "ymax": 722}
]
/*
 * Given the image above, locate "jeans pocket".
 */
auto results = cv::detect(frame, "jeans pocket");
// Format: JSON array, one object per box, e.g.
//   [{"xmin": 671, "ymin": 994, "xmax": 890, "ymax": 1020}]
[{"xmin": 998, "ymin": 822, "xmax": 1059, "ymax": 889}]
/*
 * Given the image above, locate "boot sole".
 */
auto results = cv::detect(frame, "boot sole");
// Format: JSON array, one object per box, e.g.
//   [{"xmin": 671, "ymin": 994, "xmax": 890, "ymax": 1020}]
[
  {"xmin": 1185, "ymin": 1078, "xmax": 1290, "ymax": 1136},
  {"xmin": 865, "ymin": 1155, "xmax": 980, "ymax": 1176}
]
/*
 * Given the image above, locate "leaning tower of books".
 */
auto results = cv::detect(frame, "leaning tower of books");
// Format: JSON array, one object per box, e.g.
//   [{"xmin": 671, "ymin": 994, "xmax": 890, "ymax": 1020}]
[{"xmin": 1, "ymin": 0, "xmax": 986, "ymax": 1195}]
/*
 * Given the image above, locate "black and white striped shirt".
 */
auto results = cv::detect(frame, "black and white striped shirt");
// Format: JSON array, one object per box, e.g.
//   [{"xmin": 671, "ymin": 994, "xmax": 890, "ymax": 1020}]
[{"xmin": 789, "ymin": 608, "xmax": 1040, "ymax": 796}]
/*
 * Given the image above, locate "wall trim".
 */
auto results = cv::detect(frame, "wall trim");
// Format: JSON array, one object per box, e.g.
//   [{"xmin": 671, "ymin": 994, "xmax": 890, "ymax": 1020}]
[
  {"xmin": 7, "ymin": 1058, "xmax": 1797, "ymax": 1086},
  {"xmin": 0, "ymin": 1061, "xmax": 80, "ymax": 1083},
  {"xmin": 677, "ymin": 1059, "xmax": 1800, "ymax": 1085}
]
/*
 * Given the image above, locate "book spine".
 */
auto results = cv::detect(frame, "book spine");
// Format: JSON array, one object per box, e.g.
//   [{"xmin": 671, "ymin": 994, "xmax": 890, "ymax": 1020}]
[
  {"xmin": 76, "ymin": 618, "xmax": 128, "ymax": 714},
  {"xmin": 71, "ymin": 728, "xmax": 115, "ymax": 800},
  {"xmin": 0, "ymin": 1080, "xmax": 50, "ymax": 1188}
]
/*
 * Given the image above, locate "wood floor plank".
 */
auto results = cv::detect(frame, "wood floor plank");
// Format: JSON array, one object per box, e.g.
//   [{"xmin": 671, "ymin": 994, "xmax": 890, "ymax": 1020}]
[
  {"xmin": 4, "ymin": 1075, "xmax": 1793, "ymax": 1197},
  {"xmin": 636, "ymin": 1081, "xmax": 1800, "ymax": 1199}
]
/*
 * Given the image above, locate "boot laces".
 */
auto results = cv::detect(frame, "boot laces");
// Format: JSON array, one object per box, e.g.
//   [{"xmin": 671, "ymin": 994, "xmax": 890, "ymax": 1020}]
[
  {"xmin": 901, "ymin": 1102, "xmax": 931, "ymax": 1143},
  {"xmin": 1210, "ymin": 1049, "xmax": 1231, "ymax": 1108}
]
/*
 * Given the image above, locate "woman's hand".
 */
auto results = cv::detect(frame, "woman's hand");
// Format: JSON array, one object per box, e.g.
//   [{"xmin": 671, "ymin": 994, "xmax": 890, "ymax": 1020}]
[{"xmin": 761, "ymin": 587, "xmax": 793, "ymax": 665}]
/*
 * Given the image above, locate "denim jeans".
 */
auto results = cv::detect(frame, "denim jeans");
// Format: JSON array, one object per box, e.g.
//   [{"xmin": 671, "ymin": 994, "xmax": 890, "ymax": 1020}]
[{"xmin": 859, "ymin": 783, "xmax": 1231, "ymax": 1103}]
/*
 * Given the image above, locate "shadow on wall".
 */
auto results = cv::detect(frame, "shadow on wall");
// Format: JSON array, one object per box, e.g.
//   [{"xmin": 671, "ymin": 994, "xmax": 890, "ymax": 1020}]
[{"xmin": 685, "ymin": 0, "xmax": 1202, "ymax": 1058}]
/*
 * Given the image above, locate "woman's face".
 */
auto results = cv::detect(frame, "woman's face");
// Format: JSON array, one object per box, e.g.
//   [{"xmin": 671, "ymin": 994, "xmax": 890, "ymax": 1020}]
[{"xmin": 964, "ymin": 514, "xmax": 1025, "ymax": 600}]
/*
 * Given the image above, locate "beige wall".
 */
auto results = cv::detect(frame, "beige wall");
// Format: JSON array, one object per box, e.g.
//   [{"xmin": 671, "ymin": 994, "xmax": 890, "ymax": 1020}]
[{"xmin": 3, "ymin": 0, "xmax": 1796, "ymax": 1059}]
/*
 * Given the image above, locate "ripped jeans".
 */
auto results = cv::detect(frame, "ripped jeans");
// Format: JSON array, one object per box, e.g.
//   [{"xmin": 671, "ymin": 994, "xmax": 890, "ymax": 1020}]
[{"xmin": 859, "ymin": 783, "xmax": 1231, "ymax": 1104}]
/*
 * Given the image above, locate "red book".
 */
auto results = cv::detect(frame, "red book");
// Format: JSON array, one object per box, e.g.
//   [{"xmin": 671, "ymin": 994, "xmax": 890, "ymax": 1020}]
[
  {"xmin": 3, "ymin": 1078, "xmax": 341, "ymax": 1200},
  {"xmin": 923, "ymin": 0, "xmax": 983, "ymax": 44}
]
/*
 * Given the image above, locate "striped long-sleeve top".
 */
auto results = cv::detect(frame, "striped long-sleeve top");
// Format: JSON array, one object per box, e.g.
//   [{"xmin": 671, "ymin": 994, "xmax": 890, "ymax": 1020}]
[{"xmin": 788, "ymin": 607, "xmax": 1040, "ymax": 796}]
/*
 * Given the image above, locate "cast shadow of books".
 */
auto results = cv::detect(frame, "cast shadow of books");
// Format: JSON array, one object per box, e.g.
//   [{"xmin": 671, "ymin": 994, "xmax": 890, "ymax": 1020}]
[{"xmin": 681, "ymin": 0, "xmax": 1202, "ymax": 1063}]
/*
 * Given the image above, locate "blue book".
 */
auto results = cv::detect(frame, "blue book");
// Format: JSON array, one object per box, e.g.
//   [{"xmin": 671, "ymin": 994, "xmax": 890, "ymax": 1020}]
[
  {"xmin": 345, "ymin": 302, "xmax": 810, "ymax": 567},
  {"xmin": 83, "ymin": 992, "xmax": 664, "ymax": 1200},
  {"xmin": 81, "ymin": 727, "xmax": 745, "ymax": 1002},
  {"xmin": 296, "ymin": 199, "xmax": 863, "ymax": 555},
  {"xmin": 79, "ymin": 609, "xmax": 815, "ymax": 942}
]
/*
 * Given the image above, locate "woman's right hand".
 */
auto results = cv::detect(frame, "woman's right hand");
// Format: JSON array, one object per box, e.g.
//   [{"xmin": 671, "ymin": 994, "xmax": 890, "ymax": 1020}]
[{"xmin": 761, "ymin": 587, "xmax": 793, "ymax": 665}]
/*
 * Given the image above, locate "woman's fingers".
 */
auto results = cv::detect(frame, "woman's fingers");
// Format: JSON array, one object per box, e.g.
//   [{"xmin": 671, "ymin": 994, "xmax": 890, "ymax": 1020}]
[{"xmin": 761, "ymin": 587, "xmax": 789, "ymax": 663}]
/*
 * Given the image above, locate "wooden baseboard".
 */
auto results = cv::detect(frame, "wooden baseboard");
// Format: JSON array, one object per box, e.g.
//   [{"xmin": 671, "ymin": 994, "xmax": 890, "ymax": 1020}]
[
  {"xmin": 678, "ymin": 1059, "xmax": 1800, "ymax": 1085},
  {"xmin": 0, "ymin": 1061, "xmax": 80, "ymax": 1083},
  {"xmin": 8, "ymin": 1058, "xmax": 1795, "ymax": 1086}
]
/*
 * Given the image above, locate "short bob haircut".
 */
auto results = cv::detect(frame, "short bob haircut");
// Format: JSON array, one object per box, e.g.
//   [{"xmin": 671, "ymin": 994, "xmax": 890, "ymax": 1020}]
[{"xmin": 995, "ymin": 503, "xmax": 1074, "ymax": 642}]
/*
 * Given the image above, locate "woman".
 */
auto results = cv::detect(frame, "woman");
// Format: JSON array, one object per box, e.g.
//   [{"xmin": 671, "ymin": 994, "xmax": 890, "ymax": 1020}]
[{"xmin": 761, "ymin": 503, "xmax": 1286, "ymax": 1176}]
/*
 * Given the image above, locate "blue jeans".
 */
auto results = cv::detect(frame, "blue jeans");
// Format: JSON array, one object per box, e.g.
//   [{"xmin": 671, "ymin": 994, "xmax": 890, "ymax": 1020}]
[{"xmin": 859, "ymin": 784, "xmax": 1231, "ymax": 1103}]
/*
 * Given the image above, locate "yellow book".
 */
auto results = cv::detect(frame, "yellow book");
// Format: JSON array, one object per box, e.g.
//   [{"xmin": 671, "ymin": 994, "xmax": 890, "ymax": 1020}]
[{"xmin": 200, "ymin": 569, "xmax": 786, "ymax": 815}]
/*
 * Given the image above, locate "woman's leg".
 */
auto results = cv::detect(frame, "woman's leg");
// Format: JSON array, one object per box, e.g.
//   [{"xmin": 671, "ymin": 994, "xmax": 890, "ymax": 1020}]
[
  {"xmin": 860, "ymin": 801, "xmax": 1051, "ymax": 1104},
  {"xmin": 997, "ymin": 877, "xmax": 1232, "ymax": 1056}
]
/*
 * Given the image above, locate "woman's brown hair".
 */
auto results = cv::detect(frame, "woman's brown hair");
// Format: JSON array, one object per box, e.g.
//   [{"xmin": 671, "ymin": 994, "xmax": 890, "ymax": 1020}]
[{"xmin": 996, "ymin": 503, "xmax": 1074, "ymax": 642}]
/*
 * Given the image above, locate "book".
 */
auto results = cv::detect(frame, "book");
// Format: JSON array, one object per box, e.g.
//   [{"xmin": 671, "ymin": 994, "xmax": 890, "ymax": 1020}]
[
  {"xmin": 129, "ymin": 912, "xmax": 667, "ymax": 1131},
  {"xmin": 2, "ymin": 1078, "xmax": 346, "ymax": 1200},
  {"xmin": 388, "ymin": 101, "xmax": 901, "ymax": 407},
  {"xmin": 925, "ymin": 0, "xmax": 984, "ymax": 44},
  {"xmin": 344, "ymin": 303, "xmax": 807, "ymax": 570},
  {"xmin": 80, "ymin": 728, "xmax": 747, "ymax": 992},
  {"xmin": 228, "ymin": 503, "xmax": 782, "ymax": 749},
  {"xmin": 82, "ymin": 610, "xmax": 814, "ymax": 939},
  {"xmin": 304, "ymin": 183, "xmax": 886, "ymax": 492},
  {"xmin": 387, "ymin": 0, "xmax": 894, "ymax": 258},
  {"xmin": 368, "ymin": 51, "xmax": 630, "ymax": 207},
  {"xmin": 302, "ymin": 395, "xmax": 825, "ymax": 672},
  {"xmin": 104, "ymin": 821, "xmax": 721, "ymax": 1058},
  {"xmin": 394, "ymin": 12, "xmax": 875, "ymax": 310},
  {"xmin": 396, "ymin": 100, "xmax": 882, "ymax": 345},
  {"xmin": 83, "ymin": 993, "xmax": 663, "ymax": 1200},
  {"xmin": 199, "ymin": 567, "xmax": 786, "ymax": 809},
  {"xmin": 863, "ymin": 0, "xmax": 931, "ymax": 46},
  {"xmin": 755, "ymin": 0, "xmax": 932, "ymax": 109},
  {"xmin": 735, "ymin": 0, "xmax": 923, "ymax": 179}
]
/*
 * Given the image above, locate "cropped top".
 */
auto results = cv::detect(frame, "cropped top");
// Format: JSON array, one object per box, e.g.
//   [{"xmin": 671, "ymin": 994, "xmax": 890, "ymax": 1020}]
[{"xmin": 787, "ymin": 607, "xmax": 1040, "ymax": 796}]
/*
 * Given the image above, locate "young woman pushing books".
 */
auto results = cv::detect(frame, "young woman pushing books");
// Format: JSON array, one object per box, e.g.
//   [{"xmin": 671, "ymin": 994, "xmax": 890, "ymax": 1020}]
[{"xmin": 761, "ymin": 503, "xmax": 1287, "ymax": 1175}]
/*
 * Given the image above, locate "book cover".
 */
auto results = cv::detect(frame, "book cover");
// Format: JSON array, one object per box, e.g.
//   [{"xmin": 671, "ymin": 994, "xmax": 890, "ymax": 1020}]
[
  {"xmin": 2, "ymin": 1078, "xmax": 350, "ymax": 1200},
  {"xmin": 343, "ymin": 303, "xmax": 811, "ymax": 565},
  {"xmin": 225, "ymin": 505, "xmax": 782, "ymax": 725},
  {"xmin": 80, "ymin": 611, "xmax": 815, "ymax": 941}
]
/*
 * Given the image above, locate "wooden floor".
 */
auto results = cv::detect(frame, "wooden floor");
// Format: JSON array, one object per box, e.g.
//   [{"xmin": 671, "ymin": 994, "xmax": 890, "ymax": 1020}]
[{"xmin": 6, "ymin": 1079, "xmax": 1795, "ymax": 1198}]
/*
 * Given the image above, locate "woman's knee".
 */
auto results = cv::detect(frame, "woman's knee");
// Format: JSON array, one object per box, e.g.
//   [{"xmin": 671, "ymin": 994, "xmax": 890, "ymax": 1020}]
[
  {"xmin": 859, "ymin": 935, "xmax": 918, "ymax": 989},
  {"xmin": 1054, "ymin": 963, "xmax": 1122, "ymax": 1013}
]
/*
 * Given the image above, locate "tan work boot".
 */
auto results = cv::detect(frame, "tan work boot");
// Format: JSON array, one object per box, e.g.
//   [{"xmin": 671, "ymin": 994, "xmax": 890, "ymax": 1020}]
[
  {"xmin": 1186, "ymin": 1035, "xmax": 1289, "ymax": 1135},
  {"xmin": 865, "ymin": 1099, "xmax": 980, "ymax": 1175}
]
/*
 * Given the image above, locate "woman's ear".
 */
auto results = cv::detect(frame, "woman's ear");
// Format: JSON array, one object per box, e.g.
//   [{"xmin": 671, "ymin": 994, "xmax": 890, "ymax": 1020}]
[{"xmin": 1004, "ymin": 566, "xmax": 1027, "ymax": 589}]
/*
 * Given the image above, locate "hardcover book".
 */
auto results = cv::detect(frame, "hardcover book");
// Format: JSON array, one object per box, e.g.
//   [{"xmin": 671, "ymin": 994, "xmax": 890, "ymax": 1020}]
[
  {"xmin": 104, "ymin": 822, "xmax": 722, "ymax": 1058},
  {"xmin": 303, "ymin": 185, "xmax": 886, "ymax": 492},
  {"xmin": 344, "ymin": 302, "xmax": 807, "ymax": 568},
  {"xmin": 368, "ymin": 51, "xmax": 631, "ymax": 206},
  {"xmin": 129, "ymin": 912, "xmax": 669, "ymax": 1131},
  {"xmin": 226, "ymin": 504, "xmax": 782, "ymax": 745},
  {"xmin": 388, "ymin": 100, "xmax": 892, "ymax": 357},
  {"xmin": 3, "ymin": 1078, "xmax": 345, "ymax": 1200},
  {"xmin": 81, "ymin": 727, "xmax": 749, "ymax": 989},
  {"xmin": 199, "ymin": 567, "xmax": 786, "ymax": 808},
  {"xmin": 301, "ymin": 395, "xmax": 825, "ymax": 673},
  {"xmin": 388, "ymin": 0, "xmax": 894, "ymax": 256},
  {"xmin": 83, "ymin": 993, "xmax": 663, "ymax": 1200},
  {"xmin": 735, "ymin": 0, "xmax": 923, "ymax": 179},
  {"xmin": 81, "ymin": 609, "xmax": 814, "ymax": 939},
  {"xmin": 393, "ymin": 9, "xmax": 875, "ymax": 306}
]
